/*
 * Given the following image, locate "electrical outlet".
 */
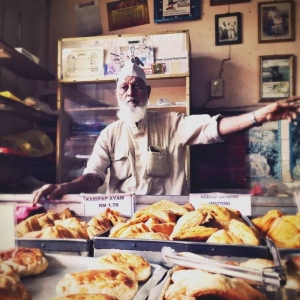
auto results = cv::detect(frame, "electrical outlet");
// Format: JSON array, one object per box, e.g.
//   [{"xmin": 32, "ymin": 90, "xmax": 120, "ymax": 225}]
[{"xmin": 210, "ymin": 79, "xmax": 223, "ymax": 97}]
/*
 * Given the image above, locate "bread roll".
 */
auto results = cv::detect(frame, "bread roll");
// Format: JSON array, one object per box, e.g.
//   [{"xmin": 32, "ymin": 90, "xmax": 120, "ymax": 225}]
[{"xmin": 55, "ymin": 269, "xmax": 138, "ymax": 300}]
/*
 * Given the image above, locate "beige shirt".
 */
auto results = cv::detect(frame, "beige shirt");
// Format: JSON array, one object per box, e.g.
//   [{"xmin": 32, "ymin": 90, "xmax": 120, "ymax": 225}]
[{"xmin": 83, "ymin": 112, "xmax": 223, "ymax": 195}]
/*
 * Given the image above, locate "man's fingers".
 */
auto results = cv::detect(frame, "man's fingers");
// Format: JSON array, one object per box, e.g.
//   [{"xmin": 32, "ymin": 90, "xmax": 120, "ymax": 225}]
[{"xmin": 31, "ymin": 184, "xmax": 58, "ymax": 206}]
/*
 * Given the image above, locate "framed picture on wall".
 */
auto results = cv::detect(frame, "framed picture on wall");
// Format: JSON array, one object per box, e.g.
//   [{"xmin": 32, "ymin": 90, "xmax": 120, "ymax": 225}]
[
  {"xmin": 258, "ymin": 1, "xmax": 295, "ymax": 43},
  {"xmin": 215, "ymin": 12, "xmax": 242, "ymax": 46},
  {"xmin": 259, "ymin": 54, "xmax": 294, "ymax": 102},
  {"xmin": 211, "ymin": 0, "xmax": 250, "ymax": 6},
  {"xmin": 154, "ymin": 0, "xmax": 200, "ymax": 23}
]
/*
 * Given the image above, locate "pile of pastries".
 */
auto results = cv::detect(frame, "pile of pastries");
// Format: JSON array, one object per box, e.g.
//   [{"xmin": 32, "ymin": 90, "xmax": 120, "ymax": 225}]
[
  {"xmin": 252, "ymin": 209, "xmax": 300, "ymax": 248},
  {"xmin": 109, "ymin": 201, "xmax": 261, "ymax": 246},
  {"xmin": 52, "ymin": 252, "xmax": 151, "ymax": 300},
  {"xmin": 16, "ymin": 208, "xmax": 126, "ymax": 240},
  {"xmin": 0, "ymin": 247, "xmax": 48, "ymax": 299}
]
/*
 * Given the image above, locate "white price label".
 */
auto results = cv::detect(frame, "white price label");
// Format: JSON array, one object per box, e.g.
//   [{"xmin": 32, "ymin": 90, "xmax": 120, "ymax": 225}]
[
  {"xmin": 81, "ymin": 193, "xmax": 135, "ymax": 217},
  {"xmin": 189, "ymin": 193, "xmax": 252, "ymax": 216}
]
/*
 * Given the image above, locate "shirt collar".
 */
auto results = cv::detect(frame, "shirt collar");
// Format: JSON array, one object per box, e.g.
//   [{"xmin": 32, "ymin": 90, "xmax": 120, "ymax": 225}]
[{"xmin": 127, "ymin": 113, "xmax": 147, "ymax": 135}]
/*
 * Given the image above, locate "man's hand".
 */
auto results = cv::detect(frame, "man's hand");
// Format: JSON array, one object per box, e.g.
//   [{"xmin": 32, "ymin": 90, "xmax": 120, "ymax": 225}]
[
  {"xmin": 255, "ymin": 96, "xmax": 300, "ymax": 123},
  {"xmin": 31, "ymin": 174, "xmax": 102, "ymax": 206},
  {"xmin": 32, "ymin": 183, "xmax": 71, "ymax": 206}
]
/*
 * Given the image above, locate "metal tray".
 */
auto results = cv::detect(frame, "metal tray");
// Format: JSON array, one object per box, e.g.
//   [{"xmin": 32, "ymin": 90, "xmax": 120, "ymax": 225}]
[
  {"xmin": 16, "ymin": 238, "xmax": 93, "ymax": 256},
  {"xmin": 21, "ymin": 253, "xmax": 167, "ymax": 300},
  {"xmin": 93, "ymin": 237, "xmax": 270, "ymax": 265}
]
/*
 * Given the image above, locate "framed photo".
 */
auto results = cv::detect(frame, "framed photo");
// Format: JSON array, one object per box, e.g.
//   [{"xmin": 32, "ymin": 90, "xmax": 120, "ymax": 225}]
[
  {"xmin": 154, "ymin": 0, "xmax": 200, "ymax": 23},
  {"xmin": 107, "ymin": 0, "xmax": 150, "ymax": 31},
  {"xmin": 258, "ymin": 1, "xmax": 295, "ymax": 43},
  {"xmin": 215, "ymin": 13, "xmax": 242, "ymax": 46},
  {"xmin": 259, "ymin": 54, "xmax": 294, "ymax": 102},
  {"xmin": 211, "ymin": 0, "xmax": 250, "ymax": 6}
]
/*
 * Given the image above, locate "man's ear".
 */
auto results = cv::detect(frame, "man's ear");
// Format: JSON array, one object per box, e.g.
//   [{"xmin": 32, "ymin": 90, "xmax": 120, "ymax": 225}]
[{"xmin": 147, "ymin": 85, "xmax": 151, "ymax": 99}]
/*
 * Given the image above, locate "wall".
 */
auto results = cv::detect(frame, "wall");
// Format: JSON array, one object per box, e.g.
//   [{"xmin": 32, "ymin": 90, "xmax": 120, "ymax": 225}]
[{"xmin": 48, "ymin": 0, "xmax": 300, "ymax": 110}]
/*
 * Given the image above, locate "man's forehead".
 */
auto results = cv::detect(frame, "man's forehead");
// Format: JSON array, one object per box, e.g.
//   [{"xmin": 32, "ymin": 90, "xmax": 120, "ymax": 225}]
[{"xmin": 117, "ymin": 76, "xmax": 146, "ymax": 86}]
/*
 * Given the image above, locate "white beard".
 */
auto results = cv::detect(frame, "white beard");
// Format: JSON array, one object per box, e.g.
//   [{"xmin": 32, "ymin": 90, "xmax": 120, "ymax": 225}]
[{"xmin": 117, "ymin": 98, "xmax": 147, "ymax": 125}]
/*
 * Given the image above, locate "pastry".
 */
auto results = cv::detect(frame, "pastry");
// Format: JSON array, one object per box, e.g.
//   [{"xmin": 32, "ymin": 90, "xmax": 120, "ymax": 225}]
[
  {"xmin": 200, "ymin": 204, "xmax": 241, "ymax": 222},
  {"xmin": 52, "ymin": 295, "xmax": 117, "ymax": 300},
  {"xmin": 55, "ymin": 269, "xmax": 138, "ymax": 300},
  {"xmin": 228, "ymin": 219, "xmax": 260, "ymax": 245},
  {"xmin": 252, "ymin": 209, "xmax": 283, "ymax": 234},
  {"xmin": 0, "ymin": 247, "xmax": 48, "ymax": 277},
  {"xmin": 170, "ymin": 210, "xmax": 208, "ymax": 239},
  {"xmin": 172, "ymin": 226, "xmax": 218, "ymax": 241},
  {"xmin": 0, "ymin": 274, "xmax": 32, "ymax": 300},
  {"xmin": 15, "ymin": 215, "xmax": 42, "ymax": 237},
  {"xmin": 96, "ymin": 253, "xmax": 151, "ymax": 282},
  {"xmin": 124, "ymin": 232, "xmax": 171, "ymax": 240},
  {"xmin": 206, "ymin": 229, "xmax": 243, "ymax": 244},
  {"xmin": 164, "ymin": 269, "xmax": 266, "ymax": 300},
  {"xmin": 267, "ymin": 218, "xmax": 298, "ymax": 243}
]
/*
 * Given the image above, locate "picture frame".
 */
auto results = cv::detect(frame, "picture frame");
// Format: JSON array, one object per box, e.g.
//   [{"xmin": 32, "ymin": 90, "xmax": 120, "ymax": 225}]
[
  {"xmin": 259, "ymin": 54, "xmax": 294, "ymax": 103},
  {"xmin": 258, "ymin": 1, "xmax": 295, "ymax": 43},
  {"xmin": 154, "ymin": 0, "xmax": 200, "ymax": 23},
  {"xmin": 210, "ymin": 0, "xmax": 250, "ymax": 6},
  {"xmin": 215, "ymin": 12, "xmax": 242, "ymax": 46}
]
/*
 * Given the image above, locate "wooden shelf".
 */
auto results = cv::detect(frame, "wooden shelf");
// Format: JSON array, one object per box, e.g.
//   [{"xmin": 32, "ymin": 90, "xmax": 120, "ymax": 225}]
[
  {"xmin": 0, "ymin": 95, "xmax": 57, "ymax": 126},
  {"xmin": 0, "ymin": 39, "xmax": 56, "ymax": 81}
]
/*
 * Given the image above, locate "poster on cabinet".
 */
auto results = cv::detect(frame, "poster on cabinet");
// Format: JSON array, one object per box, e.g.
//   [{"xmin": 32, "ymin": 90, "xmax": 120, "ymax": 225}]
[{"xmin": 61, "ymin": 47, "xmax": 104, "ymax": 80}]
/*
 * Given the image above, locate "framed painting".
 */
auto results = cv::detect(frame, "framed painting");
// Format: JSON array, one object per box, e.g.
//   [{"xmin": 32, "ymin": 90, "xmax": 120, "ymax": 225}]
[
  {"xmin": 154, "ymin": 0, "xmax": 200, "ymax": 23},
  {"xmin": 258, "ymin": 1, "xmax": 295, "ymax": 43},
  {"xmin": 290, "ymin": 118, "xmax": 300, "ymax": 181},
  {"xmin": 211, "ymin": 0, "xmax": 250, "ymax": 5},
  {"xmin": 215, "ymin": 12, "xmax": 242, "ymax": 46},
  {"xmin": 259, "ymin": 54, "xmax": 294, "ymax": 102}
]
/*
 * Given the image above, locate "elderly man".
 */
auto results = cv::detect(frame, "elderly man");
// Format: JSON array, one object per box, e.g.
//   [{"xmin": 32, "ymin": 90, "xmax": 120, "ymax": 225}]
[{"xmin": 32, "ymin": 63, "xmax": 300, "ymax": 205}]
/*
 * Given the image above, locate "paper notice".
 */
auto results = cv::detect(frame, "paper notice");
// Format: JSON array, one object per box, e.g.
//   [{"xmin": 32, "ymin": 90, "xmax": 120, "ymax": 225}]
[
  {"xmin": 75, "ymin": 1, "xmax": 102, "ymax": 37},
  {"xmin": 0, "ymin": 205, "xmax": 15, "ymax": 250}
]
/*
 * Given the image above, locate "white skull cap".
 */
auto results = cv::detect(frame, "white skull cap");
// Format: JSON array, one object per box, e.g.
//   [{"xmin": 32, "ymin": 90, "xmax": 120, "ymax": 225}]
[{"xmin": 117, "ymin": 62, "xmax": 147, "ymax": 84}]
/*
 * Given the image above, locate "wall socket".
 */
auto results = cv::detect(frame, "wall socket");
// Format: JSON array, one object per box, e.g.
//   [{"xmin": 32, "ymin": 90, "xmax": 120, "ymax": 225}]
[{"xmin": 210, "ymin": 78, "xmax": 223, "ymax": 97}]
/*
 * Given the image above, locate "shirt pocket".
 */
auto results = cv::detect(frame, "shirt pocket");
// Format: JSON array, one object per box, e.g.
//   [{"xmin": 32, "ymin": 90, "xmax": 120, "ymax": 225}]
[{"xmin": 110, "ymin": 149, "xmax": 131, "ymax": 180}]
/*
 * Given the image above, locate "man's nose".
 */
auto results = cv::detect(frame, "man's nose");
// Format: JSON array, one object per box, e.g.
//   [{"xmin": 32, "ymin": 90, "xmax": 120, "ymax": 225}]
[{"xmin": 127, "ymin": 84, "xmax": 135, "ymax": 96}]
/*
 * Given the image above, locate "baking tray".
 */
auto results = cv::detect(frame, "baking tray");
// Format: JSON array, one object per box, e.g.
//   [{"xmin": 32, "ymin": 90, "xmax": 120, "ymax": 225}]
[
  {"xmin": 93, "ymin": 237, "xmax": 270, "ymax": 265},
  {"xmin": 16, "ymin": 238, "xmax": 93, "ymax": 256},
  {"xmin": 21, "ymin": 253, "xmax": 167, "ymax": 300}
]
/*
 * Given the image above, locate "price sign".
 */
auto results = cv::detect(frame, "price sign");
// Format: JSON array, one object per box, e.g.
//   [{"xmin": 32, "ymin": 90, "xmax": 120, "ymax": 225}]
[
  {"xmin": 81, "ymin": 193, "xmax": 135, "ymax": 217},
  {"xmin": 189, "ymin": 193, "xmax": 252, "ymax": 216}
]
